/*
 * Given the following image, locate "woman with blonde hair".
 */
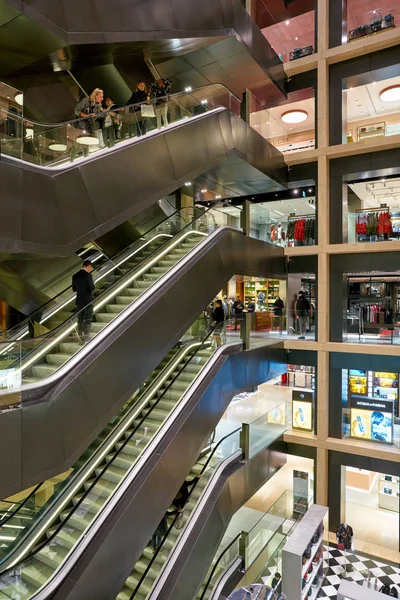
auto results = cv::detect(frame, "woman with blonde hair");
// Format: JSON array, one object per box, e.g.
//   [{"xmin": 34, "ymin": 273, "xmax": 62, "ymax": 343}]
[{"xmin": 74, "ymin": 88, "xmax": 105, "ymax": 144}]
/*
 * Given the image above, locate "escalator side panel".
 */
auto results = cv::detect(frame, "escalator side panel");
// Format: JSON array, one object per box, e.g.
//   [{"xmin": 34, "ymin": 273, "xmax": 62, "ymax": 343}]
[
  {"xmin": 49, "ymin": 343, "xmax": 286, "ymax": 600},
  {"xmin": 0, "ymin": 110, "xmax": 286, "ymax": 254},
  {"xmin": 161, "ymin": 442, "xmax": 287, "ymax": 600},
  {"xmin": 0, "ymin": 230, "xmax": 285, "ymax": 498}
]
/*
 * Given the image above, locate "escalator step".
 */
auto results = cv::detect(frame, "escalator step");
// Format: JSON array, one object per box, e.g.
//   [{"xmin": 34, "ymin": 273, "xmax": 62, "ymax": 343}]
[
  {"xmin": 95, "ymin": 312, "xmax": 115, "ymax": 323},
  {"xmin": 105, "ymin": 304, "xmax": 126, "ymax": 314},
  {"xmin": 46, "ymin": 353, "xmax": 73, "ymax": 367},
  {"xmin": 72, "ymin": 493, "xmax": 107, "ymax": 514},
  {"xmin": 59, "ymin": 342, "xmax": 81, "ymax": 354},
  {"xmin": 60, "ymin": 508, "xmax": 94, "ymax": 532},
  {"xmin": 36, "ymin": 544, "xmax": 69, "ymax": 569},
  {"xmin": 22, "ymin": 560, "xmax": 53, "ymax": 588},
  {"xmin": 31, "ymin": 364, "xmax": 58, "ymax": 378},
  {"xmin": 95, "ymin": 465, "xmax": 126, "ymax": 484}
]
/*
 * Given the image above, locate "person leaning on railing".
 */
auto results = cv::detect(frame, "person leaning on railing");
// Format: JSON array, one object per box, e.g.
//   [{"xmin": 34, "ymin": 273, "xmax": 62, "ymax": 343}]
[
  {"xmin": 74, "ymin": 88, "xmax": 105, "ymax": 139},
  {"xmin": 125, "ymin": 81, "xmax": 151, "ymax": 137},
  {"xmin": 150, "ymin": 78, "xmax": 172, "ymax": 129}
]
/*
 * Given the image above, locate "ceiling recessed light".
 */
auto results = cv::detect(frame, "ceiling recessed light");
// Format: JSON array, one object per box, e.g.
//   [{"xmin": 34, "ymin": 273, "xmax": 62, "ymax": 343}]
[
  {"xmin": 380, "ymin": 85, "xmax": 400, "ymax": 102},
  {"xmin": 295, "ymin": 37, "xmax": 298, "ymax": 40},
  {"xmin": 372, "ymin": 81, "xmax": 376, "ymax": 85},
  {"xmin": 184, "ymin": 182, "xmax": 191, "ymax": 186},
  {"xmin": 285, "ymin": 20, "xmax": 289, "ymax": 25},
  {"xmin": 281, "ymin": 109, "xmax": 308, "ymax": 124},
  {"xmin": 308, "ymin": 188, "xmax": 312, "ymax": 192},
  {"xmin": 201, "ymin": 188, "xmax": 207, "ymax": 193}
]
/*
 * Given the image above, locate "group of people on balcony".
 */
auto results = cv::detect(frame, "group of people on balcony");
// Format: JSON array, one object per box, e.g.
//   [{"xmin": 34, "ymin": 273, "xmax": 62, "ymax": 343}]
[{"xmin": 74, "ymin": 78, "xmax": 172, "ymax": 148}]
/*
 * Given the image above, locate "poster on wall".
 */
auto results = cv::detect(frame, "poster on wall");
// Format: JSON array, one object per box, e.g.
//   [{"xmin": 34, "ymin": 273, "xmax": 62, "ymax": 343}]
[
  {"xmin": 292, "ymin": 390, "xmax": 313, "ymax": 431},
  {"xmin": 267, "ymin": 402, "xmax": 286, "ymax": 425},
  {"xmin": 350, "ymin": 395, "xmax": 394, "ymax": 444}
]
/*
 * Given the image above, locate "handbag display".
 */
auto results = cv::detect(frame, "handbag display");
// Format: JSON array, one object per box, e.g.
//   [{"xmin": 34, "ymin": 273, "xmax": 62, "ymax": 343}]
[{"xmin": 141, "ymin": 104, "xmax": 156, "ymax": 118}]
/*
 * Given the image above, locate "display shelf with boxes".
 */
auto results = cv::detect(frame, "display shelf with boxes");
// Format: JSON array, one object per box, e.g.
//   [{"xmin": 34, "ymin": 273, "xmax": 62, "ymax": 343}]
[
  {"xmin": 288, "ymin": 365, "xmax": 315, "ymax": 390},
  {"xmin": 283, "ymin": 504, "xmax": 328, "ymax": 600},
  {"xmin": 378, "ymin": 475, "xmax": 399, "ymax": 513}
]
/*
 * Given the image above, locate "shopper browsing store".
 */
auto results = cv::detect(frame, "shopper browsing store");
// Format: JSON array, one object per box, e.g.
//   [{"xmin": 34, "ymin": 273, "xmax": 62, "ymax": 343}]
[{"xmin": 295, "ymin": 291, "xmax": 311, "ymax": 340}]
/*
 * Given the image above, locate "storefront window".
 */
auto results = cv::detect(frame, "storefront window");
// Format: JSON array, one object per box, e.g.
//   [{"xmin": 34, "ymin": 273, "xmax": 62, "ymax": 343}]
[
  {"xmin": 344, "ymin": 467, "xmax": 399, "ymax": 558},
  {"xmin": 248, "ymin": 197, "xmax": 316, "ymax": 247},
  {"xmin": 343, "ymin": 75, "xmax": 400, "ymax": 147},
  {"xmin": 344, "ymin": 5, "xmax": 395, "ymax": 44},
  {"xmin": 261, "ymin": 12, "xmax": 315, "ymax": 64},
  {"xmin": 341, "ymin": 368, "xmax": 400, "ymax": 447},
  {"xmin": 344, "ymin": 274, "xmax": 400, "ymax": 344}
]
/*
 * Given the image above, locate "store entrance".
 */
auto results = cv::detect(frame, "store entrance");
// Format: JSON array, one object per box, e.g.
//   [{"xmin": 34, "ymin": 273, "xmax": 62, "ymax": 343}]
[{"xmin": 345, "ymin": 467, "xmax": 399, "ymax": 561}]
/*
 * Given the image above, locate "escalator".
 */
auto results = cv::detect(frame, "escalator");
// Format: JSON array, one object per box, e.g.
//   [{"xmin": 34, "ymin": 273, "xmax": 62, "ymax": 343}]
[
  {"xmin": 0, "ymin": 84, "xmax": 286, "ymax": 254},
  {"xmin": 1, "ymin": 206, "xmax": 213, "ymax": 387},
  {"xmin": 0, "ymin": 321, "xmax": 220, "ymax": 597},
  {"xmin": 0, "ymin": 329, "xmax": 285, "ymax": 599},
  {"xmin": 0, "ymin": 201, "xmax": 285, "ymax": 498},
  {"xmin": 117, "ymin": 429, "xmax": 242, "ymax": 600}
]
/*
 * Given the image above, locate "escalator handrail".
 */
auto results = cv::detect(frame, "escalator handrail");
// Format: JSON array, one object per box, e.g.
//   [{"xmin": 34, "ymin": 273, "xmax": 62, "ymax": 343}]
[
  {"xmin": 0, "ymin": 326, "xmax": 220, "ymax": 582},
  {"xmin": 0, "ymin": 84, "xmax": 240, "ymax": 130},
  {"xmin": 129, "ymin": 425, "xmax": 242, "ymax": 599},
  {"xmin": 0, "ymin": 206, "xmax": 197, "ymax": 340},
  {"xmin": 199, "ymin": 533, "xmax": 243, "ymax": 600},
  {"xmin": 8, "ymin": 216, "xmax": 215, "ymax": 378}
]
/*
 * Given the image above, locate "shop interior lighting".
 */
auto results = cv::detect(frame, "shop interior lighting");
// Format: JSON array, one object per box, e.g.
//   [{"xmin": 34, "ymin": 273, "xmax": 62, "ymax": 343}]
[
  {"xmin": 25, "ymin": 128, "xmax": 34, "ymax": 139},
  {"xmin": 14, "ymin": 93, "xmax": 23, "ymax": 106},
  {"xmin": 281, "ymin": 109, "xmax": 308, "ymax": 124},
  {"xmin": 274, "ymin": 210, "xmax": 284, "ymax": 216},
  {"xmin": 379, "ymin": 85, "xmax": 400, "ymax": 102}
]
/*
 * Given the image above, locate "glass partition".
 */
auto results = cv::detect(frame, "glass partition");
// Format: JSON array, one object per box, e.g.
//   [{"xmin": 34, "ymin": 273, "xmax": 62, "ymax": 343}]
[
  {"xmin": 0, "ymin": 84, "xmax": 240, "ymax": 168},
  {"xmin": 246, "ymin": 402, "xmax": 290, "ymax": 459}
]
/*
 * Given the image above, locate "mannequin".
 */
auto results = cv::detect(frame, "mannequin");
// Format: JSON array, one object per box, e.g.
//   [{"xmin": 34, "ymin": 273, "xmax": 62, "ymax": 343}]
[{"xmin": 336, "ymin": 522, "xmax": 353, "ymax": 550}]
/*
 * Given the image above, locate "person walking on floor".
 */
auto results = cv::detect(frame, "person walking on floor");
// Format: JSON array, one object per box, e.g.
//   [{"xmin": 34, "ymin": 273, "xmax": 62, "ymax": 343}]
[
  {"xmin": 150, "ymin": 78, "xmax": 172, "ymax": 129},
  {"xmin": 273, "ymin": 296, "xmax": 285, "ymax": 333},
  {"xmin": 72, "ymin": 259, "xmax": 95, "ymax": 344},
  {"xmin": 212, "ymin": 299, "xmax": 225, "ymax": 346},
  {"xmin": 295, "ymin": 290, "xmax": 310, "ymax": 340},
  {"xmin": 233, "ymin": 295, "xmax": 244, "ymax": 330}
]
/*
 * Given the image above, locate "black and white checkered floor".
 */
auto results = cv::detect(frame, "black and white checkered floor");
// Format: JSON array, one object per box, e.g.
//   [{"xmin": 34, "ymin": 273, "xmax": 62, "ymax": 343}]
[{"xmin": 320, "ymin": 547, "xmax": 400, "ymax": 598}]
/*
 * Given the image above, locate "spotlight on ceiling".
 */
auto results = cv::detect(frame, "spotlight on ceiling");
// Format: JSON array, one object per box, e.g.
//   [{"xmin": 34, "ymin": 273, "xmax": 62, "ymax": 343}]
[
  {"xmin": 281, "ymin": 110, "xmax": 308, "ymax": 124},
  {"xmin": 379, "ymin": 85, "xmax": 400, "ymax": 102},
  {"xmin": 184, "ymin": 86, "xmax": 192, "ymax": 93},
  {"xmin": 184, "ymin": 182, "xmax": 191, "ymax": 186},
  {"xmin": 201, "ymin": 188, "xmax": 207, "ymax": 193}
]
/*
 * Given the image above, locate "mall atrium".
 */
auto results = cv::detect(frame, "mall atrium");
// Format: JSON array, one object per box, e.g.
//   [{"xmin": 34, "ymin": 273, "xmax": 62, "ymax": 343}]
[{"xmin": 0, "ymin": 1, "xmax": 399, "ymax": 599}]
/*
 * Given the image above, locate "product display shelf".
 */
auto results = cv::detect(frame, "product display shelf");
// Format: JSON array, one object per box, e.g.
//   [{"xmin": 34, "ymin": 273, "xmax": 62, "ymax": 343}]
[
  {"xmin": 378, "ymin": 476, "xmax": 399, "ymax": 512},
  {"xmin": 282, "ymin": 504, "xmax": 328, "ymax": 600},
  {"xmin": 302, "ymin": 557, "xmax": 323, "ymax": 600},
  {"xmin": 301, "ymin": 533, "xmax": 324, "ymax": 578}
]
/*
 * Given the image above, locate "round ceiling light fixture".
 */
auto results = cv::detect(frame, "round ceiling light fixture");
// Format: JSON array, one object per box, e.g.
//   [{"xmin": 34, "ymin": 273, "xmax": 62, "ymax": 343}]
[
  {"xmin": 281, "ymin": 109, "xmax": 308, "ymax": 124},
  {"xmin": 379, "ymin": 85, "xmax": 400, "ymax": 102},
  {"xmin": 14, "ymin": 93, "xmax": 23, "ymax": 106}
]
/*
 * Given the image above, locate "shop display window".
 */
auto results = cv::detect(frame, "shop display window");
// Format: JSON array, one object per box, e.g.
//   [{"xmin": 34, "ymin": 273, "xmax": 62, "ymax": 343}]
[
  {"xmin": 344, "ymin": 275, "xmax": 400, "ymax": 344},
  {"xmin": 345, "ymin": 7, "xmax": 395, "ymax": 44},
  {"xmin": 341, "ymin": 368, "xmax": 400, "ymax": 447}
]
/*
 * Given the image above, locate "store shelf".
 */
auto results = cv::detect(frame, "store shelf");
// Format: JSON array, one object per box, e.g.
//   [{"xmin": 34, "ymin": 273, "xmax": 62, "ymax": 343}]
[
  {"xmin": 302, "ymin": 558, "xmax": 323, "ymax": 600},
  {"xmin": 301, "ymin": 534, "xmax": 323, "ymax": 578},
  {"xmin": 308, "ymin": 576, "xmax": 324, "ymax": 600}
]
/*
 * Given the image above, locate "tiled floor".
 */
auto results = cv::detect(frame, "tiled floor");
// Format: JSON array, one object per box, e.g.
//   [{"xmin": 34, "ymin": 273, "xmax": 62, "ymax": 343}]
[{"xmin": 320, "ymin": 546, "xmax": 400, "ymax": 597}]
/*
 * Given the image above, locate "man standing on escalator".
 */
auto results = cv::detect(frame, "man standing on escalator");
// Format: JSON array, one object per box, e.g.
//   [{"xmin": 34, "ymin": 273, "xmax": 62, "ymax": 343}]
[{"xmin": 72, "ymin": 260, "xmax": 95, "ymax": 344}]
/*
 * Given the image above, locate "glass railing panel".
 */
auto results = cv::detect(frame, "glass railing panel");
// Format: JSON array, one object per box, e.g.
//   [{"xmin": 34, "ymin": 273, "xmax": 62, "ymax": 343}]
[
  {"xmin": 0, "ymin": 85, "xmax": 240, "ymax": 169},
  {"xmin": 199, "ymin": 534, "xmax": 242, "ymax": 600},
  {"xmin": 237, "ymin": 308, "xmax": 316, "ymax": 347},
  {"xmin": 346, "ymin": 8, "xmax": 395, "ymax": 44},
  {"xmin": 247, "ymin": 402, "xmax": 289, "ymax": 459}
]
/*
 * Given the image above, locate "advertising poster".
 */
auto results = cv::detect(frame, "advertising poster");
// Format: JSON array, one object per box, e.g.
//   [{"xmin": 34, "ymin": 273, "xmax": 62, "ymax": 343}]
[
  {"xmin": 292, "ymin": 390, "xmax": 313, "ymax": 431},
  {"xmin": 267, "ymin": 402, "xmax": 286, "ymax": 425},
  {"xmin": 348, "ymin": 369, "xmax": 367, "ymax": 396},
  {"xmin": 350, "ymin": 395, "xmax": 394, "ymax": 444}
]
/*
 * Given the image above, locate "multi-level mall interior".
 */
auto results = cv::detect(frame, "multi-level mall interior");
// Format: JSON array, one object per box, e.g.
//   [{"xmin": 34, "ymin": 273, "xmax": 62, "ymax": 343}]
[{"xmin": 0, "ymin": 1, "xmax": 400, "ymax": 599}]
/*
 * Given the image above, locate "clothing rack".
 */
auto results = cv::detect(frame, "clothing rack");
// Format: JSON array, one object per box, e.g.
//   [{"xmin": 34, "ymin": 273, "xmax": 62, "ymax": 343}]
[
  {"xmin": 287, "ymin": 213, "xmax": 315, "ymax": 219},
  {"xmin": 355, "ymin": 206, "xmax": 389, "ymax": 213}
]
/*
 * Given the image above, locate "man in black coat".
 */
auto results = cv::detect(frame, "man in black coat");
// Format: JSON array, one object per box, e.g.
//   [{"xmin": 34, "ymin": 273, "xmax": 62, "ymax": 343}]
[{"xmin": 72, "ymin": 260, "xmax": 95, "ymax": 343}]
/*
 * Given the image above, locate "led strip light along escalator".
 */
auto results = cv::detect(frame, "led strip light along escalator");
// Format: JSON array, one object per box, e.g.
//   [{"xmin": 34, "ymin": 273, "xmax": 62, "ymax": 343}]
[
  {"xmin": 13, "ymin": 343, "xmax": 234, "ymax": 600},
  {"xmin": 14, "ymin": 228, "xmax": 208, "ymax": 381},
  {"xmin": 6, "ymin": 341, "xmax": 203, "ymax": 569}
]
